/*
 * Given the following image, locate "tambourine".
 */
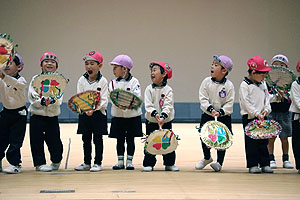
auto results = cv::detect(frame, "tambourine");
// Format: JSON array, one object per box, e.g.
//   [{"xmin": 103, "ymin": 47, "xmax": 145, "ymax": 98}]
[
  {"xmin": 144, "ymin": 129, "xmax": 179, "ymax": 155},
  {"xmin": 68, "ymin": 91, "xmax": 101, "ymax": 114},
  {"xmin": 266, "ymin": 65, "xmax": 296, "ymax": 99},
  {"xmin": 245, "ymin": 119, "xmax": 282, "ymax": 140},
  {"xmin": 32, "ymin": 72, "xmax": 69, "ymax": 99},
  {"xmin": 110, "ymin": 88, "xmax": 142, "ymax": 110},
  {"xmin": 0, "ymin": 33, "xmax": 16, "ymax": 69},
  {"xmin": 198, "ymin": 117, "xmax": 233, "ymax": 150}
]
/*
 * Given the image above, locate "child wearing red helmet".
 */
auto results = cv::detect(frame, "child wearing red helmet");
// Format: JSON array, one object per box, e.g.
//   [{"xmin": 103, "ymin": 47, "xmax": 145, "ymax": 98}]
[
  {"xmin": 74, "ymin": 51, "xmax": 108, "ymax": 172},
  {"xmin": 28, "ymin": 52, "xmax": 64, "ymax": 172},
  {"xmin": 289, "ymin": 59, "xmax": 300, "ymax": 174},
  {"xmin": 239, "ymin": 56, "xmax": 273, "ymax": 173},
  {"xmin": 142, "ymin": 62, "xmax": 179, "ymax": 172},
  {"xmin": 0, "ymin": 53, "xmax": 27, "ymax": 174},
  {"xmin": 195, "ymin": 55, "xmax": 235, "ymax": 172}
]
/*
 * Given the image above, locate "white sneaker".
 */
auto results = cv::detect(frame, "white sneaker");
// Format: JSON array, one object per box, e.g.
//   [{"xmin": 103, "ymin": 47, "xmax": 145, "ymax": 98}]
[
  {"xmin": 51, "ymin": 162, "xmax": 61, "ymax": 170},
  {"xmin": 249, "ymin": 166, "xmax": 262, "ymax": 174},
  {"xmin": 90, "ymin": 164, "xmax": 102, "ymax": 172},
  {"xmin": 165, "ymin": 165, "xmax": 180, "ymax": 171},
  {"xmin": 283, "ymin": 161, "xmax": 293, "ymax": 169},
  {"xmin": 270, "ymin": 160, "xmax": 277, "ymax": 169},
  {"xmin": 142, "ymin": 166, "xmax": 153, "ymax": 172},
  {"xmin": 210, "ymin": 162, "xmax": 222, "ymax": 172},
  {"xmin": 262, "ymin": 166, "xmax": 274, "ymax": 173},
  {"xmin": 74, "ymin": 163, "xmax": 91, "ymax": 171},
  {"xmin": 195, "ymin": 157, "xmax": 213, "ymax": 169},
  {"xmin": 3, "ymin": 165, "xmax": 21, "ymax": 174},
  {"xmin": 36, "ymin": 164, "xmax": 52, "ymax": 172}
]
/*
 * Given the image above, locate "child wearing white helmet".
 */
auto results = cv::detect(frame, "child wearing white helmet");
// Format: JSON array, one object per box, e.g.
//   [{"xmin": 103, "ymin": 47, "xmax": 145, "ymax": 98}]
[
  {"xmin": 196, "ymin": 55, "xmax": 235, "ymax": 172},
  {"xmin": 0, "ymin": 53, "xmax": 27, "ymax": 174},
  {"xmin": 267, "ymin": 54, "xmax": 294, "ymax": 169},
  {"xmin": 108, "ymin": 55, "xmax": 143, "ymax": 170},
  {"xmin": 28, "ymin": 52, "xmax": 64, "ymax": 172}
]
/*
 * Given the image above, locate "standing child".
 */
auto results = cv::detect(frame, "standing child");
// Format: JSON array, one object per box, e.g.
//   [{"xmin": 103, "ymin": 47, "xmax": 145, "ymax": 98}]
[
  {"xmin": 0, "ymin": 54, "xmax": 27, "ymax": 174},
  {"xmin": 289, "ymin": 59, "xmax": 300, "ymax": 174},
  {"xmin": 239, "ymin": 56, "xmax": 273, "ymax": 173},
  {"xmin": 195, "ymin": 55, "xmax": 234, "ymax": 172},
  {"xmin": 143, "ymin": 62, "xmax": 179, "ymax": 172},
  {"xmin": 74, "ymin": 51, "xmax": 108, "ymax": 172},
  {"xmin": 28, "ymin": 52, "xmax": 63, "ymax": 172},
  {"xmin": 267, "ymin": 54, "xmax": 293, "ymax": 169},
  {"xmin": 108, "ymin": 55, "xmax": 143, "ymax": 170}
]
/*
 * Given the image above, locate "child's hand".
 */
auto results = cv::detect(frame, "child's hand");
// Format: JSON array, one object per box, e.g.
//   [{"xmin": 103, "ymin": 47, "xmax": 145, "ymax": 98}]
[
  {"xmin": 158, "ymin": 117, "xmax": 165, "ymax": 127},
  {"xmin": 85, "ymin": 110, "xmax": 94, "ymax": 116},
  {"xmin": 211, "ymin": 110, "xmax": 220, "ymax": 118},
  {"xmin": 118, "ymin": 105, "xmax": 127, "ymax": 110},
  {"xmin": 0, "ymin": 71, "xmax": 4, "ymax": 79},
  {"xmin": 155, "ymin": 114, "xmax": 160, "ymax": 122}
]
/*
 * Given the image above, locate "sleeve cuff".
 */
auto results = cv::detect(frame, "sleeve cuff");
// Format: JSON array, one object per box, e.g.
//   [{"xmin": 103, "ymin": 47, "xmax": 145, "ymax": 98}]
[
  {"xmin": 207, "ymin": 105, "xmax": 214, "ymax": 113},
  {"xmin": 151, "ymin": 110, "xmax": 158, "ymax": 117},
  {"xmin": 160, "ymin": 112, "xmax": 168, "ymax": 119},
  {"xmin": 218, "ymin": 109, "xmax": 225, "ymax": 116}
]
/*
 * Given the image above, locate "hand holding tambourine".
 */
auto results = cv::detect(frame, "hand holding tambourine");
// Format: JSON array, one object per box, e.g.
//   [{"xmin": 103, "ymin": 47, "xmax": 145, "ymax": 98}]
[
  {"xmin": 109, "ymin": 88, "xmax": 142, "ymax": 110},
  {"xmin": 245, "ymin": 119, "xmax": 282, "ymax": 140},
  {"xmin": 0, "ymin": 33, "xmax": 17, "ymax": 69},
  {"xmin": 68, "ymin": 90, "xmax": 101, "ymax": 114}
]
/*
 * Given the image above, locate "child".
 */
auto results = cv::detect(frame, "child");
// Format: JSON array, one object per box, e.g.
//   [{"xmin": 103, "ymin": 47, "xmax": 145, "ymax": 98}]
[
  {"xmin": 108, "ymin": 55, "xmax": 143, "ymax": 170},
  {"xmin": 74, "ymin": 51, "xmax": 108, "ymax": 172},
  {"xmin": 239, "ymin": 56, "xmax": 273, "ymax": 173},
  {"xmin": 28, "ymin": 52, "xmax": 63, "ymax": 172},
  {"xmin": 267, "ymin": 54, "xmax": 293, "ymax": 169},
  {"xmin": 143, "ymin": 62, "xmax": 179, "ymax": 172},
  {"xmin": 0, "ymin": 54, "xmax": 27, "ymax": 174},
  {"xmin": 195, "ymin": 55, "xmax": 234, "ymax": 172},
  {"xmin": 289, "ymin": 59, "xmax": 300, "ymax": 174}
]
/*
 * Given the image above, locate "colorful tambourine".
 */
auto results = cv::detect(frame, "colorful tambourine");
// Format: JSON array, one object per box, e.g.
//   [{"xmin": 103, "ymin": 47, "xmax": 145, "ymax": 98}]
[
  {"xmin": 68, "ymin": 91, "xmax": 101, "ymax": 114},
  {"xmin": 32, "ymin": 72, "xmax": 69, "ymax": 99},
  {"xmin": 0, "ymin": 33, "xmax": 16, "ymax": 69},
  {"xmin": 245, "ymin": 119, "xmax": 282, "ymax": 140},
  {"xmin": 199, "ymin": 117, "xmax": 233, "ymax": 150},
  {"xmin": 110, "ymin": 88, "xmax": 142, "ymax": 110},
  {"xmin": 144, "ymin": 129, "xmax": 179, "ymax": 155}
]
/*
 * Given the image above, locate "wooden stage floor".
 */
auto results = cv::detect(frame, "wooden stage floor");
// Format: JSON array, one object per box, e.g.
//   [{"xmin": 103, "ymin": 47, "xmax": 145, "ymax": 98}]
[{"xmin": 0, "ymin": 123, "xmax": 299, "ymax": 200}]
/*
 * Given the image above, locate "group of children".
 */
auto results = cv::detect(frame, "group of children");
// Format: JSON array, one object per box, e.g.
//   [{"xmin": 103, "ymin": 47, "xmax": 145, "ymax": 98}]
[{"xmin": 0, "ymin": 51, "xmax": 299, "ymax": 175}]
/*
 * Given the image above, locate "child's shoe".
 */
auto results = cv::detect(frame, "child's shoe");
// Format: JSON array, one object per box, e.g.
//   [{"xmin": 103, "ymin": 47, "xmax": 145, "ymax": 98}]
[
  {"xmin": 142, "ymin": 166, "xmax": 153, "ymax": 172},
  {"xmin": 283, "ymin": 161, "xmax": 293, "ymax": 169},
  {"xmin": 210, "ymin": 162, "xmax": 222, "ymax": 172},
  {"xmin": 165, "ymin": 165, "xmax": 180, "ymax": 171},
  {"xmin": 3, "ymin": 165, "xmax": 21, "ymax": 174},
  {"xmin": 262, "ymin": 166, "xmax": 274, "ymax": 173},
  {"xmin": 249, "ymin": 166, "xmax": 261, "ymax": 174},
  {"xmin": 75, "ymin": 163, "xmax": 91, "ymax": 171},
  {"xmin": 195, "ymin": 157, "xmax": 213, "ymax": 169},
  {"xmin": 90, "ymin": 164, "xmax": 102, "ymax": 172},
  {"xmin": 0, "ymin": 161, "xmax": 2, "ymax": 172},
  {"xmin": 112, "ymin": 156, "xmax": 125, "ymax": 170},
  {"xmin": 126, "ymin": 155, "xmax": 134, "ymax": 170},
  {"xmin": 51, "ymin": 162, "xmax": 61, "ymax": 170},
  {"xmin": 270, "ymin": 160, "xmax": 277, "ymax": 169},
  {"xmin": 36, "ymin": 165, "xmax": 52, "ymax": 172}
]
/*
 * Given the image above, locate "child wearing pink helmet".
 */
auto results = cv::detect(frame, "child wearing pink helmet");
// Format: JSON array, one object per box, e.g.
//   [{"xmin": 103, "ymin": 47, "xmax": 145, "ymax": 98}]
[
  {"xmin": 74, "ymin": 51, "xmax": 108, "ymax": 172},
  {"xmin": 108, "ymin": 55, "xmax": 143, "ymax": 170},
  {"xmin": 289, "ymin": 59, "xmax": 300, "ymax": 174},
  {"xmin": 142, "ymin": 62, "xmax": 179, "ymax": 172},
  {"xmin": 267, "ymin": 54, "xmax": 294, "ymax": 169},
  {"xmin": 195, "ymin": 55, "xmax": 235, "ymax": 172},
  {"xmin": 0, "ymin": 53, "xmax": 27, "ymax": 174},
  {"xmin": 28, "ymin": 52, "xmax": 64, "ymax": 172}
]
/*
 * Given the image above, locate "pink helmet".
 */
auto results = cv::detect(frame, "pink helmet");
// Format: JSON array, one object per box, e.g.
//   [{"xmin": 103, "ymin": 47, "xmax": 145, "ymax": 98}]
[
  {"xmin": 150, "ymin": 62, "xmax": 173, "ymax": 79},
  {"xmin": 40, "ymin": 52, "xmax": 59, "ymax": 65},
  {"xmin": 247, "ymin": 56, "xmax": 271, "ymax": 72},
  {"xmin": 110, "ymin": 55, "xmax": 133, "ymax": 70},
  {"xmin": 83, "ymin": 51, "xmax": 103, "ymax": 63},
  {"xmin": 296, "ymin": 59, "xmax": 300, "ymax": 70}
]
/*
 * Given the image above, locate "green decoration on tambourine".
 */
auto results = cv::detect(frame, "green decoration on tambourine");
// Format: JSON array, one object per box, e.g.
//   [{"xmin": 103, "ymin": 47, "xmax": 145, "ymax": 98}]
[
  {"xmin": 144, "ymin": 129, "xmax": 179, "ymax": 155},
  {"xmin": 0, "ymin": 33, "xmax": 17, "ymax": 69},
  {"xmin": 198, "ymin": 117, "xmax": 233, "ymax": 150},
  {"xmin": 266, "ymin": 65, "xmax": 296, "ymax": 98},
  {"xmin": 245, "ymin": 119, "xmax": 282, "ymax": 140},
  {"xmin": 32, "ymin": 72, "xmax": 69, "ymax": 100},
  {"xmin": 110, "ymin": 88, "xmax": 142, "ymax": 110},
  {"xmin": 68, "ymin": 91, "xmax": 101, "ymax": 114}
]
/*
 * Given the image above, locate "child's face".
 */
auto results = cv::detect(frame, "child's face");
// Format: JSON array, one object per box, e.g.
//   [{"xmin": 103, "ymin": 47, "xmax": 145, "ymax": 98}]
[
  {"xmin": 41, "ymin": 59, "xmax": 57, "ymax": 73},
  {"xmin": 151, "ymin": 65, "xmax": 167, "ymax": 85},
  {"xmin": 211, "ymin": 61, "xmax": 227, "ymax": 81},
  {"xmin": 5, "ymin": 61, "xmax": 21, "ymax": 76},
  {"xmin": 272, "ymin": 61, "xmax": 288, "ymax": 68},
  {"xmin": 112, "ymin": 64, "xmax": 126, "ymax": 78},
  {"xmin": 85, "ymin": 60, "xmax": 102, "ymax": 79},
  {"xmin": 250, "ymin": 70, "xmax": 268, "ymax": 83}
]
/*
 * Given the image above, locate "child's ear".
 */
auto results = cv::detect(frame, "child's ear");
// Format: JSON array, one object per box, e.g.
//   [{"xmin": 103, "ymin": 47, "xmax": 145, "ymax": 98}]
[
  {"xmin": 99, "ymin": 63, "xmax": 103, "ymax": 69},
  {"xmin": 222, "ymin": 68, "xmax": 228, "ymax": 74},
  {"xmin": 162, "ymin": 71, "xmax": 167, "ymax": 78},
  {"xmin": 17, "ymin": 65, "xmax": 22, "ymax": 72}
]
